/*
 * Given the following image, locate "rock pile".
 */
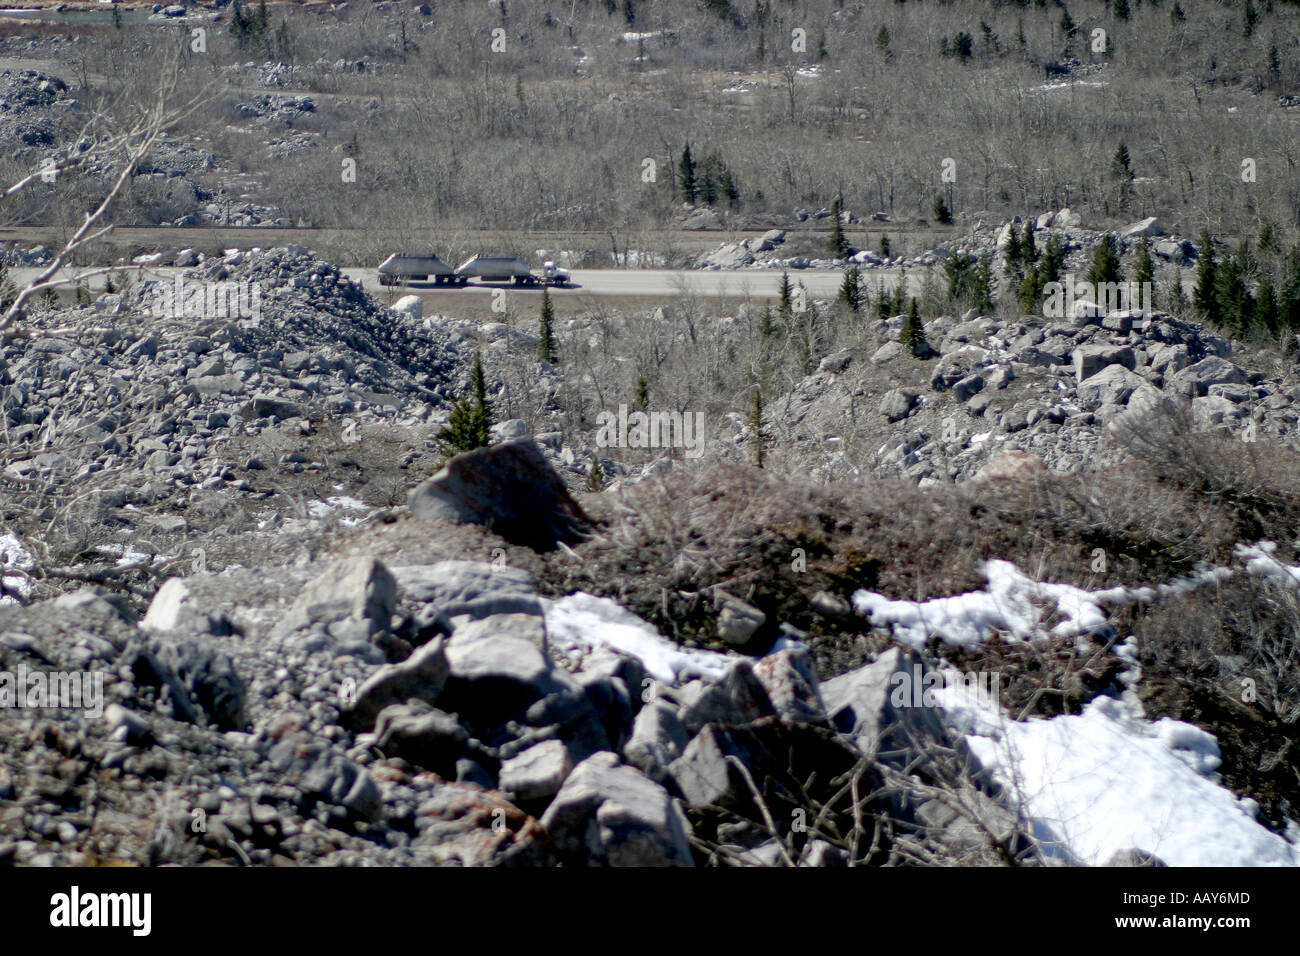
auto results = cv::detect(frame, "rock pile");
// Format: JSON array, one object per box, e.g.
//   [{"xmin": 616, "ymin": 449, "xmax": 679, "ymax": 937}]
[
  {"xmin": 768, "ymin": 301, "xmax": 1297, "ymax": 484},
  {"xmin": 0, "ymin": 246, "xmax": 472, "ymax": 574},
  {"xmin": 0, "ymin": 533, "xmax": 1025, "ymax": 866}
]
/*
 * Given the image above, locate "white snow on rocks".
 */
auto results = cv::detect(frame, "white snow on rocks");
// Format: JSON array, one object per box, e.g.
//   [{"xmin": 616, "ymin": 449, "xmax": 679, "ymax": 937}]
[
  {"xmin": 1236, "ymin": 541, "xmax": 1300, "ymax": 588},
  {"xmin": 0, "ymin": 533, "xmax": 34, "ymax": 605},
  {"xmin": 937, "ymin": 686, "xmax": 1297, "ymax": 866},
  {"xmin": 849, "ymin": 552, "xmax": 1300, "ymax": 864},
  {"xmin": 543, "ymin": 592, "xmax": 736, "ymax": 683},
  {"xmin": 851, "ymin": 558, "xmax": 1242, "ymax": 649},
  {"xmin": 851, "ymin": 559, "xmax": 1129, "ymax": 647}
]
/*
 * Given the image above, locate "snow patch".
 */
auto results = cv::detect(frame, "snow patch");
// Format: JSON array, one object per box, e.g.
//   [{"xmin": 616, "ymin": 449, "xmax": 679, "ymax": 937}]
[
  {"xmin": 543, "ymin": 592, "xmax": 735, "ymax": 683},
  {"xmin": 0, "ymin": 532, "xmax": 34, "ymax": 605},
  {"xmin": 936, "ymin": 688, "xmax": 1297, "ymax": 866}
]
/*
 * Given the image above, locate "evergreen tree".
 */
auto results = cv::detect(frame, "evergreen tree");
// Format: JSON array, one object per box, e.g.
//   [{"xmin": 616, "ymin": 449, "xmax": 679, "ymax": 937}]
[
  {"xmin": 944, "ymin": 253, "xmax": 976, "ymax": 306},
  {"xmin": 894, "ymin": 264, "xmax": 909, "ymax": 315},
  {"xmin": 1111, "ymin": 143, "xmax": 1134, "ymax": 183},
  {"xmin": 587, "ymin": 457, "xmax": 606, "ymax": 492},
  {"xmin": 952, "ymin": 31, "xmax": 974, "ymax": 61},
  {"xmin": 1004, "ymin": 222, "xmax": 1024, "ymax": 278},
  {"xmin": 1215, "ymin": 257, "xmax": 1253, "ymax": 337},
  {"xmin": 879, "ymin": 233, "xmax": 892, "ymax": 258},
  {"xmin": 1021, "ymin": 236, "xmax": 1065, "ymax": 314},
  {"xmin": 1283, "ymin": 244, "xmax": 1300, "ymax": 333},
  {"xmin": 0, "ymin": 261, "xmax": 15, "ymax": 313},
  {"xmin": 1194, "ymin": 229, "xmax": 1219, "ymax": 326},
  {"xmin": 678, "ymin": 144, "xmax": 697, "ymax": 204},
  {"xmin": 876, "ymin": 24, "xmax": 893, "ymax": 60},
  {"xmin": 932, "ymin": 194, "xmax": 953, "ymax": 224},
  {"xmin": 1041, "ymin": 235, "xmax": 1066, "ymax": 285},
  {"xmin": 1113, "ymin": 0, "xmax": 1130, "ymax": 21},
  {"xmin": 538, "ymin": 286, "xmax": 557, "ymax": 363},
  {"xmin": 635, "ymin": 373, "xmax": 649, "ymax": 410},
  {"xmin": 437, "ymin": 352, "xmax": 494, "ymax": 457},
  {"xmin": 472, "ymin": 350, "xmax": 491, "ymax": 424},
  {"xmin": 696, "ymin": 151, "xmax": 737, "ymax": 207},
  {"xmin": 718, "ymin": 166, "xmax": 739, "ymax": 209},
  {"xmin": 1019, "ymin": 264, "xmax": 1045, "ymax": 315},
  {"xmin": 749, "ymin": 387, "xmax": 766, "ymax": 468},
  {"xmin": 777, "ymin": 270, "xmax": 794, "ymax": 322},
  {"xmin": 1021, "ymin": 220, "xmax": 1038, "ymax": 264},
  {"xmin": 1257, "ymin": 279, "xmax": 1279, "ymax": 335},
  {"xmin": 274, "ymin": 18, "xmax": 293, "ymax": 63},
  {"xmin": 838, "ymin": 264, "xmax": 863, "ymax": 312},
  {"xmin": 1061, "ymin": 9, "xmax": 1077, "ymax": 48},
  {"xmin": 1131, "ymin": 236, "xmax": 1156, "ymax": 308},
  {"xmin": 1086, "ymin": 234, "xmax": 1122, "ymax": 288},
  {"xmin": 975, "ymin": 253, "xmax": 995, "ymax": 313},
  {"xmin": 902, "ymin": 297, "xmax": 929, "ymax": 356},
  {"xmin": 1259, "ymin": 222, "xmax": 1277, "ymax": 256},
  {"xmin": 1165, "ymin": 265, "xmax": 1190, "ymax": 317},
  {"xmin": 229, "ymin": 0, "xmax": 269, "ymax": 51},
  {"xmin": 876, "ymin": 278, "xmax": 892, "ymax": 320},
  {"xmin": 827, "ymin": 196, "xmax": 851, "ymax": 258}
]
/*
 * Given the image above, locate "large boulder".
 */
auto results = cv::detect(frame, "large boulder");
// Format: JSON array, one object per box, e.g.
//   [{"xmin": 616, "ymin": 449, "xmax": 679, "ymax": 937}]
[
  {"xmin": 931, "ymin": 347, "xmax": 991, "ymax": 391},
  {"xmin": 970, "ymin": 451, "xmax": 1047, "ymax": 483},
  {"xmin": 278, "ymin": 556, "xmax": 397, "ymax": 640},
  {"xmin": 1073, "ymin": 344, "xmax": 1136, "ymax": 383},
  {"xmin": 540, "ymin": 752, "xmax": 694, "ymax": 866},
  {"xmin": 391, "ymin": 561, "xmax": 541, "ymax": 621},
  {"xmin": 668, "ymin": 718, "xmax": 861, "ymax": 813},
  {"xmin": 407, "ymin": 439, "xmax": 591, "ymax": 551},
  {"xmin": 713, "ymin": 591, "xmax": 766, "ymax": 646},
  {"xmin": 701, "ymin": 242, "xmax": 754, "ymax": 269},
  {"xmin": 879, "ymin": 388, "xmax": 919, "ymax": 422},
  {"xmin": 675, "ymin": 660, "xmax": 775, "ymax": 734},
  {"xmin": 499, "ymin": 739, "xmax": 572, "ymax": 802},
  {"xmin": 142, "ymin": 577, "xmax": 238, "ymax": 637},
  {"xmin": 391, "ymin": 294, "xmax": 422, "ymax": 319},
  {"xmin": 1167, "ymin": 357, "xmax": 1248, "ymax": 398},
  {"xmin": 344, "ymin": 637, "xmax": 450, "ymax": 730},
  {"xmin": 1120, "ymin": 217, "xmax": 1166, "ymax": 239},
  {"xmin": 1076, "ymin": 364, "xmax": 1147, "ymax": 409},
  {"xmin": 439, "ymin": 629, "xmax": 609, "ymax": 759},
  {"xmin": 623, "ymin": 699, "xmax": 691, "ymax": 783},
  {"xmin": 752, "ymin": 646, "xmax": 826, "ymax": 725},
  {"xmin": 1192, "ymin": 395, "xmax": 1248, "ymax": 431},
  {"xmin": 819, "ymin": 648, "xmax": 951, "ymax": 764},
  {"xmin": 371, "ymin": 700, "xmax": 470, "ymax": 778},
  {"xmin": 129, "ymin": 635, "xmax": 247, "ymax": 731}
]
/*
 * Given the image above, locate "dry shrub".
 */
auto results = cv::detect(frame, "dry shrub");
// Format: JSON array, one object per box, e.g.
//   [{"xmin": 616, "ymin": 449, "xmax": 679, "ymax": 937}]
[
  {"xmin": 1108, "ymin": 399, "xmax": 1300, "ymax": 553},
  {"xmin": 1116, "ymin": 573, "xmax": 1300, "ymax": 833}
]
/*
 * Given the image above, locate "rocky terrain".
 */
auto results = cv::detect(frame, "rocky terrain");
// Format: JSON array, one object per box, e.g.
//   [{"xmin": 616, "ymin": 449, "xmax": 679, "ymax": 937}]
[
  {"xmin": 3, "ymin": 243, "xmax": 1300, "ymax": 867},
  {"xmin": 4, "ymin": 0, "xmax": 1300, "ymax": 869}
]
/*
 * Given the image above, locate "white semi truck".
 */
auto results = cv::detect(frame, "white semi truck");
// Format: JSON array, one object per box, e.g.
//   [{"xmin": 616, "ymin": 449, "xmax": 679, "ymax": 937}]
[{"xmin": 378, "ymin": 251, "xmax": 570, "ymax": 288}]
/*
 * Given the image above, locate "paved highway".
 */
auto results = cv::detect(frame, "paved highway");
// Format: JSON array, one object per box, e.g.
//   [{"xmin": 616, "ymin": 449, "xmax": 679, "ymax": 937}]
[
  {"xmin": 14, "ymin": 266, "xmax": 910, "ymax": 301},
  {"xmin": 343, "ymin": 268, "xmax": 873, "ymax": 299}
]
